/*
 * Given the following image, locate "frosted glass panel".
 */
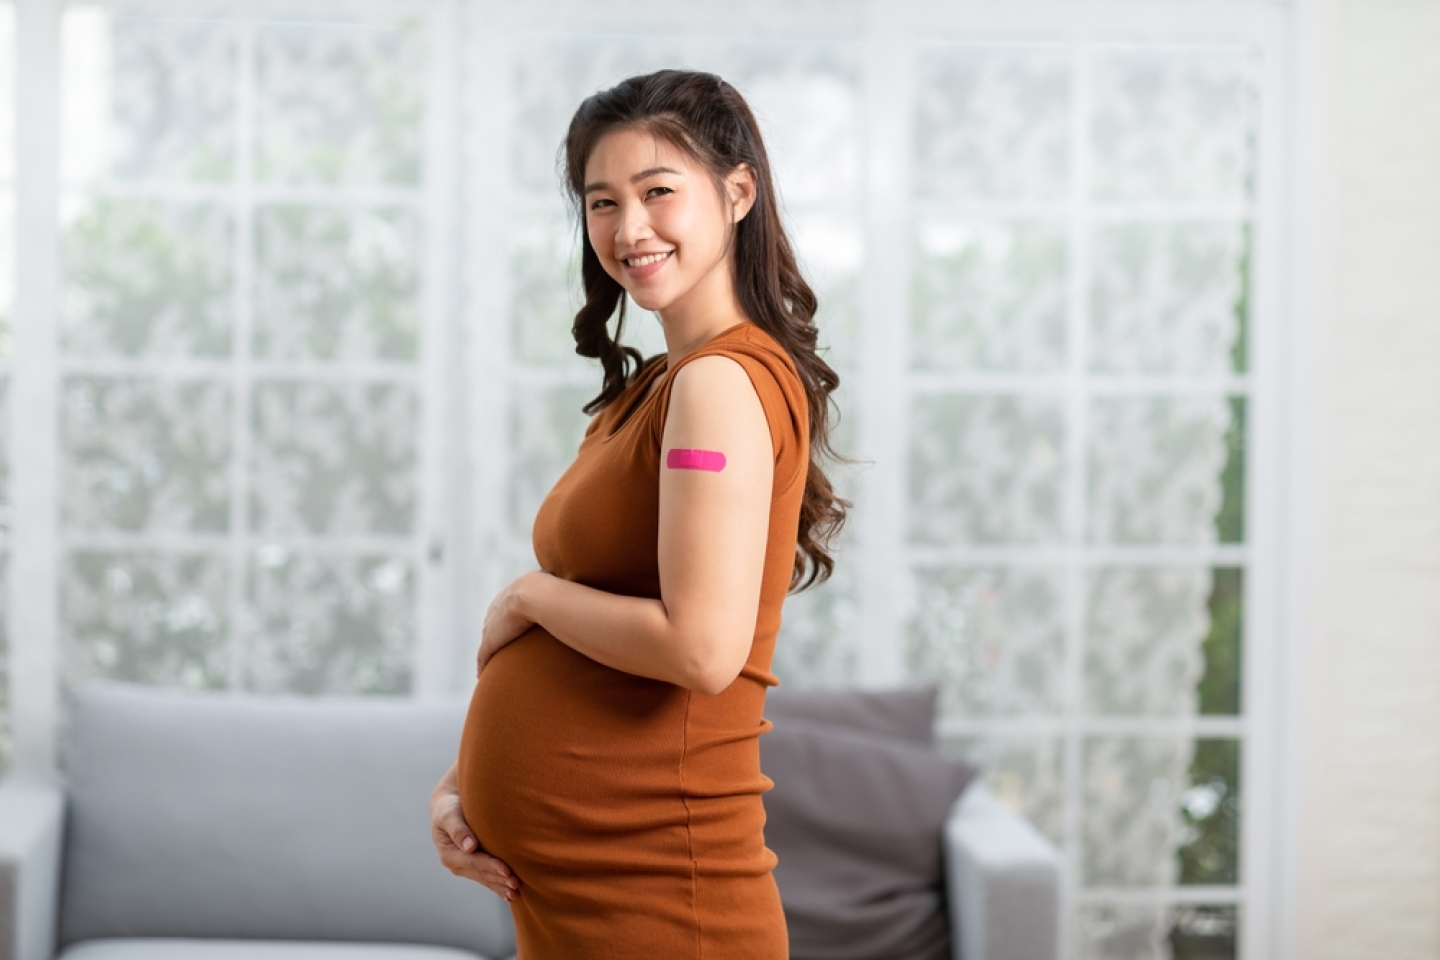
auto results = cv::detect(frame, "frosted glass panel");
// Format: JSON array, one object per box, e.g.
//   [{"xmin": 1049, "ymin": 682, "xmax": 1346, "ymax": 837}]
[
  {"xmin": 61, "ymin": 196, "xmax": 234, "ymax": 357},
  {"xmin": 725, "ymin": 48, "xmax": 862, "ymax": 210},
  {"xmin": 791, "ymin": 213, "xmax": 862, "ymax": 372},
  {"xmin": 62, "ymin": 377, "xmax": 232, "ymax": 533},
  {"xmin": 1082, "ymin": 736, "xmax": 1193, "ymax": 887},
  {"xmin": 1091, "ymin": 48, "xmax": 1257, "ymax": 202},
  {"xmin": 511, "ymin": 206, "xmax": 583, "ymax": 366},
  {"xmin": 62, "ymin": 551, "xmax": 230, "ymax": 688},
  {"xmin": 773, "ymin": 544, "xmax": 859, "ymax": 688},
  {"xmin": 912, "ymin": 220, "xmax": 1067, "ymax": 373},
  {"xmin": 0, "ymin": 3, "xmax": 12, "ymax": 183},
  {"xmin": 1090, "ymin": 221, "xmax": 1247, "ymax": 375},
  {"xmin": 508, "ymin": 384, "xmax": 591, "ymax": 540},
  {"xmin": 909, "ymin": 393, "xmax": 1065, "ymax": 545},
  {"xmin": 914, "ymin": 46, "xmax": 1071, "ymax": 202},
  {"xmin": 0, "ymin": 376, "xmax": 8, "ymax": 530},
  {"xmin": 511, "ymin": 36, "xmax": 687, "ymax": 194},
  {"xmin": 253, "ymin": 205, "xmax": 421, "ymax": 362},
  {"xmin": 0, "ymin": 554, "xmax": 8, "ymax": 714},
  {"xmin": 249, "ymin": 382, "xmax": 418, "ymax": 536},
  {"xmin": 1085, "ymin": 567, "xmax": 1212, "ymax": 716},
  {"xmin": 247, "ymin": 550, "xmax": 413, "ymax": 694},
  {"xmin": 1088, "ymin": 396, "xmax": 1234, "ymax": 545},
  {"xmin": 254, "ymin": 20, "xmax": 424, "ymax": 185},
  {"xmin": 62, "ymin": 12, "xmax": 238, "ymax": 183},
  {"xmin": 1075, "ymin": 904, "xmax": 1238, "ymax": 960},
  {"xmin": 905, "ymin": 565, "xmax": 1065, "ymax": 717},
  {"xmin": 0, "ymin": 191, "xmax": 11, "ymax": 358}
]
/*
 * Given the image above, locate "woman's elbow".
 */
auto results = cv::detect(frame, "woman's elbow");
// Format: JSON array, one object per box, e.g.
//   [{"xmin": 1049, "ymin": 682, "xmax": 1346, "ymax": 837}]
[{"xmin": 679, "ymin": 634, "xmax": 749, "ymax": 696}]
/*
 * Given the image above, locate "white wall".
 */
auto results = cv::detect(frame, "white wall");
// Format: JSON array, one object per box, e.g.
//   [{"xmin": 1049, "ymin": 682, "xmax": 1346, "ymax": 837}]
[{"xmin": 1295, "ymin": 0, "xmax": 1440, "ymax": 956}]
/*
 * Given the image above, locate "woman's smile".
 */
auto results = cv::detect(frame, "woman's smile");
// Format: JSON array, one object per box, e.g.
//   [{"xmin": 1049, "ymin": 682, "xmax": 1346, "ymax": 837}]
[{"xmin": 623, "ymin": 249, "xmax": 674, "ymax": 280}]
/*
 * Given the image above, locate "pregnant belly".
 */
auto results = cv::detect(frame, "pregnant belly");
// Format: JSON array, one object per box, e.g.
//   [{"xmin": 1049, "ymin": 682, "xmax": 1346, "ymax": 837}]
[{"xmin": 456, "ymin": 626, "xmax": 696, "ymax": 876}]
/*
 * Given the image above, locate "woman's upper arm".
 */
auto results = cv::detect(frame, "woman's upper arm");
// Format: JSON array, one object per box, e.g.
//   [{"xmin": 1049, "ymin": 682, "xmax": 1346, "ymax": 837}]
[{"xmin": 657, "ymin": 354, "xmax": 774, "ymax": 695}]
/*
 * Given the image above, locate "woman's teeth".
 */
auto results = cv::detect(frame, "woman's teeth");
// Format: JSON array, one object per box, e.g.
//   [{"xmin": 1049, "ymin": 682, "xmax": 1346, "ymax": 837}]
[{"xmin": 627, "ymin": 251, "xmax": 670, "ymax": 267}]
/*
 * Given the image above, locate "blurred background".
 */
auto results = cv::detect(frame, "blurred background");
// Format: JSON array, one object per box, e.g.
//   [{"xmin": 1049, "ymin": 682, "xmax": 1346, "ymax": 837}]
[{"xmin": 1, "ymin": 1, "xmax": 1436, "ymax": 959}]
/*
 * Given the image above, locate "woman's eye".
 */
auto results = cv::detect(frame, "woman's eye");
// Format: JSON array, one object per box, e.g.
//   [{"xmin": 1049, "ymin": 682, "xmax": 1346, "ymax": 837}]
[
  {"xmin": 589, "ymin": 198, "xmax": 614, "ymax": 211},
  {"xmin": 646, "ymin": 186, "xmax": 673, "ymax": 199}
]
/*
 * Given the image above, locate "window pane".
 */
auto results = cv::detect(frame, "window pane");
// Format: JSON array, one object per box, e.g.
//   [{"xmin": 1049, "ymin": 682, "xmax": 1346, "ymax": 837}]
[
  {"xmin": 1075, "ymin": 903, "xmax": 1238, "ymax": 960},
  {"xmin": 773, "ymin": 548, "xmax": 858, "ymax": 689},
  {"xmin": 1090, "ymin": 48, "xmax": 1257, "ymax": 202},
  {"xmin": 62, "ymin": 550, "xmax": 230, "ymax": 688},
  {"xmin": 246, "ymin": 549, "xmax": 413, "ymax": 694},
  {"xmin": 0, "ymin": 192, "xmax": 12, "ymax": 358},
  {"xmin": 1199, "ymin": 568, "xmax": 1243, "ymax": 716},
  {"xmin": 508, "ymin": 384, "xmax": 591, "ymax": 541},
  {"xmin": 1089, "ymin": 221, "xmax": 1247, "ymax": 376},
  {"xmin": 0, "ymin": 374, "xmax": 8, "ymax": 529},
  {"xmin": 511, "ymin": 206, "xmax": 583, "ymax": 367},
  {"xmin": 906, "ymin": 565, "xmax": 1066, "ymax": 717},
  {"xmin": 1087, "ymin": 395, "xmax": 1239, "ymax": 545},
  {"xmin": 60, "ymin": 196, "xmax": 235, "ymax": 358},
  {"xmin": 62, "ymin": 376, "xmax": 232, "ymax": 533},
  {"xmin": 1085, "ymin": 567, "xmax": 1212, "ymax": 717},
  {"xmin": 1083, "ymin": 735, "xmax": 1193, "ymax": 887},
  {"xmin": 792, "ymin": 213, "xmax": 862, "ymax": 373},
  {"xmin": 1082, "ymin": 736, "xmax": 1242, "ymax": 890},
  {"xmin": 912, "ymin": 220, "xmax": 1067, "ymax": 373},
  {"xmin": 909, "ymin": 393, "xmax": 1065, "ymax": 545},
  {"xmin": 61, "ymin": 11, "xmax": 238, "ymax": 183},
  {"xmin": 252, "ymin": 204, "xmax": 421, "ymax": 363},
  {"xmin": 0, "ymin": 553, "xmax": 9, "ymax": 716},
  {"xmin": 249, "ymin": 381, "xmax": 419, "ymax": 536},
  {"xmin": 1180, "ymin": 738, "xmax": 1241, "ymax": 886},
  {"xmin": 914, "ymin": 46, "xmax": 1071, "ymax": 203},
  {"xmin": 254, "ymin": 20, "xmax": 423, "ymax": 186}
]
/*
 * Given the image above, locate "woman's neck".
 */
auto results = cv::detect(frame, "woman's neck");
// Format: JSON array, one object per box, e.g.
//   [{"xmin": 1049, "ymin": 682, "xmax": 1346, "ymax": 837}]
[{"xmin": 655, "ymin": 269, "xmax": 750, "ymax": 369}]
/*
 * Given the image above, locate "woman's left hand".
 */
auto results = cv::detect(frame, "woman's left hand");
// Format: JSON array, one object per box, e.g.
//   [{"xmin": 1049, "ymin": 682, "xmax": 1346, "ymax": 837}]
[{"xmin": 477, "ymin": 570, "xmax": 547, "ymax": 677}]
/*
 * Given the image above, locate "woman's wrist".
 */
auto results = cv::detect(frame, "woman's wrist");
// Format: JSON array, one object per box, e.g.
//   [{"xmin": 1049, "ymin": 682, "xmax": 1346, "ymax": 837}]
[{"xmin": 512, "ymin": 570, "xmax": 548, "ymax": 625}]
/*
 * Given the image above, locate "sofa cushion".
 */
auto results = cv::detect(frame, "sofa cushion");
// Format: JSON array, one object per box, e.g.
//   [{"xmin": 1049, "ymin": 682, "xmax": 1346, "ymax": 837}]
[
  {"xmin": 59, "ymin": 940, "xmax": 502, "ymax": 960},
  {"xmin": 760, "ymin": 716, "xmax": 978, "ymax": 960},
  {"xmin": 59, "ymin": 684, "xmax": 513, "ymax": 960},
  {"xmin": 766, "ymin": 685, "xmax": 938, "ymax": 744}
]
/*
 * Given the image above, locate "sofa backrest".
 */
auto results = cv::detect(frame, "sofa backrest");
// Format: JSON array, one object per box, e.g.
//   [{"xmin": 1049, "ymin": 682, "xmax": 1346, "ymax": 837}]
[{"xmin": 59, "ymin": 683, "xmax": 514, "ymax": 959}]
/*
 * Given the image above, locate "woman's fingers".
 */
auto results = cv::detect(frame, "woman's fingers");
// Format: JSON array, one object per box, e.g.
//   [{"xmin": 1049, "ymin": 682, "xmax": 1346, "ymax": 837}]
[
  {"xmin": 434, "ymin": 795, "xmax": 479, "ymax": 853},
  {"xmin": 428, "ymin": 789, "xmax": 520, "ymax": 900}
]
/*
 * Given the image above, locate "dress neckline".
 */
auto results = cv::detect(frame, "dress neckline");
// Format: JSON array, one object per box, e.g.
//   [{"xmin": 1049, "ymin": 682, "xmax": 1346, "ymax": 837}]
[{"xmin": 603, "ymin": 321, "xmax": 752, "ymax": 441}]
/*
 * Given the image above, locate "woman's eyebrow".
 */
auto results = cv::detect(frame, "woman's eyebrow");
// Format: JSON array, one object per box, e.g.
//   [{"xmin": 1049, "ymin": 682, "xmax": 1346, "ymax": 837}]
[{"xmin": 584, "ymin": 166, "xmax": 683, "ymax": 195}]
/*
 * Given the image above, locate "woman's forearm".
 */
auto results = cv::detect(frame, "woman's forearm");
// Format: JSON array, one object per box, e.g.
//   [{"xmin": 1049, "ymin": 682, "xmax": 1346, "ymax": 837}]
[{"xmin": 516, "ymin": 572, "xmax": 735, "ymax": 693}]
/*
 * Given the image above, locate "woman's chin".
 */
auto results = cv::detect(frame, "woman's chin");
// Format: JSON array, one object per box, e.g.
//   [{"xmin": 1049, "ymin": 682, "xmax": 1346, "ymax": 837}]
[{"xmin": 626, "ymin": 290, "xmax": 670, "ymax": 313}]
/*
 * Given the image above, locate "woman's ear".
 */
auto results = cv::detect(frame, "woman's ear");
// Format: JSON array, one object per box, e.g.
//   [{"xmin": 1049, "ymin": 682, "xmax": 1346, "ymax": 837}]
[{"xmin": 727, "ymin": 163, "xmax": 757, "ymax": 223}]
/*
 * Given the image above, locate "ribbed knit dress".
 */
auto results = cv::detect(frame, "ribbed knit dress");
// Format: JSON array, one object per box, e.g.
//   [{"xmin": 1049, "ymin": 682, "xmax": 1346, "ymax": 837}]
[{"xmin": 456, "ymin": 320, "xmax": 807, "ymax": 959}]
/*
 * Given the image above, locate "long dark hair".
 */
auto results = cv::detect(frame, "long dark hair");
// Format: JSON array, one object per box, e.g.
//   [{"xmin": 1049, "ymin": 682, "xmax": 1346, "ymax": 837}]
[{"xmin": 561, "ymin": 68, "xmax": 849, "ymax": 592}]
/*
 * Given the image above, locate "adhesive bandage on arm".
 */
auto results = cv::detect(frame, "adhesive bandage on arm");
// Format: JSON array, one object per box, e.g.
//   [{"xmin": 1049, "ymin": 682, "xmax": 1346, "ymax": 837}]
[{"xmin": 666, "ymin": 448, "xmax": 727, "ymax": 472}]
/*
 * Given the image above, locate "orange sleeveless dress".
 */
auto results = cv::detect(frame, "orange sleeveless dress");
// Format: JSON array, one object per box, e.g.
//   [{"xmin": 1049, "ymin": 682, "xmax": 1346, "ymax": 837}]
[{"xmin": 457, "ymin": 320, "xmax": 807, "ymax": 959}]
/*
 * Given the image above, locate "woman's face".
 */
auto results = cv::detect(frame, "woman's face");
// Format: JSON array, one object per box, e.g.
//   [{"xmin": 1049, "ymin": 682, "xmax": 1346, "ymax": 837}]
[{"xmin": 583, "ymin": 127, "xmax": 753, "ymax": 316}]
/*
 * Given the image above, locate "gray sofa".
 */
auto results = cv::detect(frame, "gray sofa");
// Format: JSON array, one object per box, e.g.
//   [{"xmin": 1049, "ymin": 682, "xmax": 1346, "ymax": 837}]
[{"xmin": 0, "ymin": 684, "xmax": 1060, "ymax": 960}]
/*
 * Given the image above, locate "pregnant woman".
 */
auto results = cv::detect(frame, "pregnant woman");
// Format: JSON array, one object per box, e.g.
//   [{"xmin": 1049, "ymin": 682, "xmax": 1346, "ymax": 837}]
[{"xmin": 429, "ymin": 69, "xmax": 848, "ymax": 958}]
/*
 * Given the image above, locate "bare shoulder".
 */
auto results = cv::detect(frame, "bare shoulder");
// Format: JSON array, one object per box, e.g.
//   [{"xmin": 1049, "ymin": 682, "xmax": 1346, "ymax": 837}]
[
  {"xmin": 666, "ymin": 355, "xmax": 769, "ymax": 446},
  {"xmin": 671, "ymin": 353, "xmax": 755, "ymax": 399}
]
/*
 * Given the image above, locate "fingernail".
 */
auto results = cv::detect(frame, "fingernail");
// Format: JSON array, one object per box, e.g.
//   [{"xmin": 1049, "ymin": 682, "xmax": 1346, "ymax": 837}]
[{"xmin": 461, "ymin": 838, "xmax": 475, "ymax": 852}]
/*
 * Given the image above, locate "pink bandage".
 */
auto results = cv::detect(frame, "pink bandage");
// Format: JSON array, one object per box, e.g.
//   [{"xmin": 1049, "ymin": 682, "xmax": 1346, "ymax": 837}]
[{"xmin": 666, "ymin": 448, "xmax": 727, "ymax": 472}]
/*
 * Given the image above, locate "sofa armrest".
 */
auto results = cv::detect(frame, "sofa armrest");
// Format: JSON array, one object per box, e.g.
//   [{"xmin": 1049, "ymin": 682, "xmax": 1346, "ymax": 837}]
[
  {"xmin": 0, "ymin": 778, "xmax": 65, "ymax": 960},
  {"xmin": 944, "ymin": 781, "xmax": 1062, "ymax": 960}
]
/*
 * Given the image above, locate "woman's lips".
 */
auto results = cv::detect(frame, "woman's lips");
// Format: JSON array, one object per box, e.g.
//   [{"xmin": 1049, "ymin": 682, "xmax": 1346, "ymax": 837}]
[{"xmin": 623, "ymin": 249, "xmax": 672, "ymax": 280}]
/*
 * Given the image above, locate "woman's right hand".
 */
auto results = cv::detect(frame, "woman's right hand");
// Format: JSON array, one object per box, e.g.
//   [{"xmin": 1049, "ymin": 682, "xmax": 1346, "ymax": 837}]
[{"xmin": 430, "ymin": 762, "xmax": 520, "ymax": 902}]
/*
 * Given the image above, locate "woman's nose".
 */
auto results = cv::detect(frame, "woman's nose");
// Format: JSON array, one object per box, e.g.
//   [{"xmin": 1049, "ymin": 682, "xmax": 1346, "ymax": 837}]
[{"xmin": 615, "ymin": 204, "xmax": 652, "ymax": 247}]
